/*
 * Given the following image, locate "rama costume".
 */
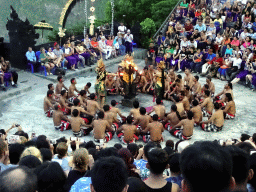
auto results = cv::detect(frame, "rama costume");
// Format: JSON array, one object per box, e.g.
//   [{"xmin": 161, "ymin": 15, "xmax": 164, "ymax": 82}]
[
  {"xmin": 155, "ymin": 61, "xmax": 166, "ymax": 98},
  {"xmin": 95, "ymin": 59, "xmax": 108, "ymax": 97}
]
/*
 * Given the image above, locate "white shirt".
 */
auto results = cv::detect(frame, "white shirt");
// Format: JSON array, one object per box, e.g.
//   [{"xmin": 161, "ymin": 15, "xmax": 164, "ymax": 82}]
[
  {"xmin": 118, "ymin": 26, "xmax": 127, "ymax": 33},
  {"xmin": 124, "ymin": 34, "xmax": 133, "ymax": 43},
  {"xmin": 188, "ymin": 41, "xmax": 197, "ymax": 48},
  {"xmin": 98, "ymin": 40, "xmax": 107, "ymax": 49},
  {"xmin": 240, "ymin": 32, "xmax": 248, "ymax": 40},
  {"xmin": 247, "ymin": 53, "xmax": 253, "ymax": 62},
  {"xmin": 180, "ymin": 40, "xmax": 189, "ymax": 48},
  {"xmin": 47, "ymin": 52, "xmax": 55, "ymax": 58},
  {"xmin": 216, "ymin": 36, "xmax": 223, "ymax": 44},
  {"xmin": 64, "ymin": 48, "xmax": 70, "ymax": 55},
  {"xmin": 231, "ymin": 58, "xmax": 242, "ymax": 69}
]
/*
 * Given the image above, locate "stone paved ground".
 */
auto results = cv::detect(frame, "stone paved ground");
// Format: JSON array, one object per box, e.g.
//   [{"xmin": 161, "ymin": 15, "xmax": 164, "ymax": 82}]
[{"xmin": 0, "ymin": 59, "xmax": 256, "ymax": 147}]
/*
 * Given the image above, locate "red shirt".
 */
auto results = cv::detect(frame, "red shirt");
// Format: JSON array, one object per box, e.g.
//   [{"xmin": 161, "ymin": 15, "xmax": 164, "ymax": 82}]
[
  {"xmin": 210, "ymin": 57, "xmax": 223, "ymax": 66},
  {"xmin": 91, "ymin": 41, "xmax": 98, "ymax": 48},
  {"xmin": 184, "ymin": 24, "xmax": 193, "ymax": 32},
  {"xmin": 195, "ymin": 11, "xmax": 202, "ymax": 17}
]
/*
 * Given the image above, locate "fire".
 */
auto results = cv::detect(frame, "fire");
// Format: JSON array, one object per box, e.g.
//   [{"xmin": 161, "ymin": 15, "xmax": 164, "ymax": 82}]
[{"xmin": 118, "ymin": 55, "xmax": 138, "ymax": 84}]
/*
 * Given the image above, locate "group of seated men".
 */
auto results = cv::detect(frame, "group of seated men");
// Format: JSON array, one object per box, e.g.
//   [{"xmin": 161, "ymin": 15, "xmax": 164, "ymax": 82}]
[{"xmin": 43, "ymin": 66, "xmax": 236, "ymax": 144}]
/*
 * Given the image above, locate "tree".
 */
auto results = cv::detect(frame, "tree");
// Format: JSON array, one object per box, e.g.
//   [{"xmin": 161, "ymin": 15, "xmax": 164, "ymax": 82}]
[
  {"xmin": 140, "ymin": 18, "xmax": 156, "ymax": 48},
  {"xmin": 105, "ymin": 0, "xmax": 179, "ymax": 47},
  {"xmin": 151, "ymin": 0, "xmax": 178, "ymax": 29}
]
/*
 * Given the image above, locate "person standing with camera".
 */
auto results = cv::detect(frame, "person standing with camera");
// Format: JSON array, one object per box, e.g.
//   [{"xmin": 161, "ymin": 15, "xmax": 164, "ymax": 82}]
[{"xmin": 124, "ymin": 29, "xmax": 133, "ymax": 54}]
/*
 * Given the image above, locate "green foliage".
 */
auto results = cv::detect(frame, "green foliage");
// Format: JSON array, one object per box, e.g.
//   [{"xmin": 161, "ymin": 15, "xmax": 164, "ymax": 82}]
[
  {"xmin": 151, "ymin": 0, "xmax": 179, "ymax": 29},
  {"xmin": 140, "ymin": 18, "xmax": 156, "ymax": 37},
  {"xmin": 105, "ymin": 0, "xmax": 180, "ymax": 47},
  {"xmin": 140, "ymin": 18, "xmax": 156, "ymax": 48}
]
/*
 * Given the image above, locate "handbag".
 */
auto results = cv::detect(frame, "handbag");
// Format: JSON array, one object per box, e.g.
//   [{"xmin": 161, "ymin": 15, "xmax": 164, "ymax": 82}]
[{"xmin": 54, "ymin": 68, "xmax": 66, "ymax": 76}]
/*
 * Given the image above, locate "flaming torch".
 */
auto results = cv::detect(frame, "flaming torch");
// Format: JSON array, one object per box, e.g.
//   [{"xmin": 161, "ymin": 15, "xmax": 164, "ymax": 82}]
[{"xmin": 119, "ymin": 55, "xmax": 139, "ymax": 107}]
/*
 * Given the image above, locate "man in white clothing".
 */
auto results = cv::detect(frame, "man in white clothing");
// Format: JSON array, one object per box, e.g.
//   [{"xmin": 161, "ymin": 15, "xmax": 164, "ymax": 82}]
[
  {"xmin": 98, "ymin": 36, "xmax": 112, "ymax": 60},
  {"xmin": 124, "ymin": 29, "xmax": 133, "ymax": 54},
  {"xmin": 118, "ymin": 23, "xmax": 127, "ymax": 35}
]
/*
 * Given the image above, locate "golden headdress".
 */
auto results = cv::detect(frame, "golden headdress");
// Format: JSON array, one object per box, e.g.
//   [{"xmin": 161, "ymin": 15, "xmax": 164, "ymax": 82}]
[
  {"xmin": 97, "ymin": 58, "xmax": 105, "ymax": 68},
  {"xmin": 158, "ymin": 61, "xmax": 166, "ymax": 69}
]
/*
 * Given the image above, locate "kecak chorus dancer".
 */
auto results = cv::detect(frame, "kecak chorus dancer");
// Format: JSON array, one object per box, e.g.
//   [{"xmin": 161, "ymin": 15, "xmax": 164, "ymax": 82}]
[{"xmin": 95, "ymin": 59, "xmax": 117, "ymax": 108}]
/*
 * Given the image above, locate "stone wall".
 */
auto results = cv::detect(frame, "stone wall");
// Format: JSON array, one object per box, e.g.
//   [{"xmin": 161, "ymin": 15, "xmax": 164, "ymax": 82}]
[{"xmin": 0, "ymin": 0, "xmax": 108, "ymax": 44}]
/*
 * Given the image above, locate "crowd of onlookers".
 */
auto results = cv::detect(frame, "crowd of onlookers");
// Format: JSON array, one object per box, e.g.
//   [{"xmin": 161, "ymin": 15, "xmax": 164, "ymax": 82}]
[
  {"xmin": 25, "ymin": 23, "xmax": 134, "ymax": 76},
  {"xmin": 148, "ymin": 0, "xmax": 256, "ymax": 90},
  {"xmin": 0, "ymin": 124, "xmax": 256, "ymax": 192}
]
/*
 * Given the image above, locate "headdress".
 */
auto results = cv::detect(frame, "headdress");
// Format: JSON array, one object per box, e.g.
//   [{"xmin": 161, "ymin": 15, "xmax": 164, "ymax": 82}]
[
  {"xmin": 97, "ymin": 58, "xmax": 105, "ymax": 69},
  {"xmin": 158, "ymin": 61, "xmax": 166, "ymax": 69}
]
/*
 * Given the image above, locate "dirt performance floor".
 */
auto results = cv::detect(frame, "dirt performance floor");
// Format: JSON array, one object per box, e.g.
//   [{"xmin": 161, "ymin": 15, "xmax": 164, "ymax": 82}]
[{"xmin": 1, "ymin": 59, "xmax": 256, "ymax": 147}]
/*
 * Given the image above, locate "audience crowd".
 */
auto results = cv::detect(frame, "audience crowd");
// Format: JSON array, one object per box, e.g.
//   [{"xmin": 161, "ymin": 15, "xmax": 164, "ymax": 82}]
[
  {"xmin": 25, "ymin": 25, "xmax": 133, "ymax": 76},
  {"xmin": 0, "ymin": 126, "xmax": 256, "ymax": 192},
  {"xmin": 149, "ymin": 0, "xmax": 256, "ymax": 90}
]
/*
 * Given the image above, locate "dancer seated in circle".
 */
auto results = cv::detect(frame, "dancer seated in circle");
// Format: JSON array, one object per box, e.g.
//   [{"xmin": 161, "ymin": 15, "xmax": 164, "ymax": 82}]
[
  {"xmin": 56, "ymin": 75, "xmax": 68, "ymax": 95},
  {"xmin": 133, "ymin": 107, "xmax": 152, "ymax": 134},
  {"xmin": 148, "ymin": 98, "xmax": 166, "ymax": 121},
  {"xmin": 110, "ymin": 100, "xmax": 126, "ymax": 123},
  {"xmin": 215, "ymin": 82, "xmax": 234, "ymax": 104},
  {"xmin": 223, "ymin": 93, "xmax": 236, "ymax": 119},
  {"xmin": 129, "ymin": 100, "xmax": 140, "ymax": 120},
  {"xmin": 180, "ymin": 91, "xmax": 190, "ymax": 112},
  {"xmin": 165, "ymin": 105, "xmax": 181, "ymax": 131},
  {"xmin": 71, "ymin": 109, "xmax": 92, "ymax": 137},
  {"xmin": 174, "ymin": 96, "xmax": 186, "ymax": 118},
  {"xmin": 206, "ymin": 76, "xmax": 215, "ymax": 96},
  {"xmin": 59, "ymin": 90, "xmax": 71, "ymax": 115},
  {"xmin": 53, "ymin": 104, "xmax": 71, "ymax": 131},
  {"xmin": 44, "ymin": 90, "xmax": 56, "ymax": 117},
  {"xmin": 141, "ymin": 114, "xmax": 164, "ymax": 143},
  {"xmin": 191, "ymin": 75, "xmax": 201, "ymax": 98},
  {"xmin": 84, "ymin": 82, "xmax": 91, "ymax": 95},
  {"xmin": 77, "ymin": 90, "xmax": 87, "ymax": 109},
  {"xmin": 191, "ymin": 99, "xmax": 203, "ymax": 126},
  {"xmin": 71, "ymin": 99, "xmax": 92, "ymax": 125},
  {"xmin": 117, "ymin": 116, "xmax": 139, "ymax": 144},
  {"xmin": 105, "ymin": 74, "xmax": 117, "ymax": 95},
  {"xmin": 68, "ymin": 78, "xmax": 79, "ymax": 103},
  {"xmin": 92, "ymin": 111, "xmax": 115, "ymax": 143},
  {"xmin": 86, "ymin": 93, "xmax": 101, "ymax": 117},
  {"xmin": 200, "ymin": 90, "xmax": 214, "ymax": 117},
  {"xmin": 103, "ymin": 104, "xmax": 120, "ymax": 132},
  {"xmin": 200, "ymin": 102, "xmax": 224, "ymax": 132},
  {"xmin": 170, "ymin": 111, "xmax": 194, "ymax": 140}
]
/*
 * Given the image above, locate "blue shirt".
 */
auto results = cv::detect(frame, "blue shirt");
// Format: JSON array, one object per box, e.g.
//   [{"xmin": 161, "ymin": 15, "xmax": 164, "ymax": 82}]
[
  {"xmin": 52, "ymin": 155, "xmax": 71, "ymax": 172},
  {"xmin": 134, "ymin": 159, "xmax": 150, "ymax": 180},
  {"xmin": 0, "ymin": 163, "xmax": 8, "ymax": 172},
  {"xmin": 166, "ymin": 175, "xmax": 183, "ymax": 188},
  {"xmin": 70, "ymin": 177, "xmax": 91, "ymax": 192},
  {"xmin": 194, "ymin": 24, "xmax": 206, "ymax": 32},
  {"xmin": 207, "ymin": 53, "xmax": 216, "ymax": 61},
  {"xmin": 26, "ymin": 51, "xmax": 36, "ymax": 62},
  {"xmin": 225, "ymin": 48, "xmax": 233, "ymax": 55}
]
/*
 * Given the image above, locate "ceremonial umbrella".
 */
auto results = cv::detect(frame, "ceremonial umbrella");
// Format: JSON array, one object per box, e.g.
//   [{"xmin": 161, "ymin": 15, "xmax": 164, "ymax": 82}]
[{"xmin": 34, "ymin": 20, "xmax": 53, "ymax": 41}]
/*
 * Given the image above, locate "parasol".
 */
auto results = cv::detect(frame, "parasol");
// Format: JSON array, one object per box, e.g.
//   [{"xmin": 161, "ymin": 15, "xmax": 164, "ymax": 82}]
[{"xmin": 34, "ymin": 20, "xmax": 53, "ymax": 41}]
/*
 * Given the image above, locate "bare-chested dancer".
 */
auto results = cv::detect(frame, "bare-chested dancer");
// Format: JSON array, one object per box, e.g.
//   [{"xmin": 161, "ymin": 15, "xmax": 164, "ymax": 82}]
[
  {"xmin": 129, "ymin": 100, "xmax": 140, "ymax": 120},
  {"xmin": 92, "ymin": 111, "xmax": 115, "ymax": 143},
  {"xmin": 56, "ymin": 75, "xmax": 68, "ymax": 95},
  {"xmin": 117, "ymin": 116, "xmax": 139, "ymax": 144},
  {"xmin": 148, "ymin": 98, "xmax": 166, "ymax": 120},
  {"xmin": 141, "ymin": 114, "xmax": 164, "ymax": 143},
  {"xmin": 170, "ymin": 111, "xmax": 194, "ymax": 140},
  {"xmin": 53, "ymin": 104, "xmax": 71, "ymax": 131}
]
